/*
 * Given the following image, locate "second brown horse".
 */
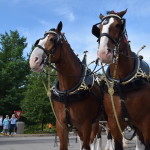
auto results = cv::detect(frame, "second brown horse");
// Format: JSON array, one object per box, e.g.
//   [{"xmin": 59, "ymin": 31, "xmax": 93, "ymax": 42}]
[{"xmin": 92, "ymin": 9, "xmax": 150, "ymax": 150}]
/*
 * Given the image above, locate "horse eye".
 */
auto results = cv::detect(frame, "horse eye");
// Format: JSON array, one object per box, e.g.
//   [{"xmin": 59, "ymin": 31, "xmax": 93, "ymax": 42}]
[{"xmin": 50, "ymin": 38, "xmax": 55, "ymax": 42}]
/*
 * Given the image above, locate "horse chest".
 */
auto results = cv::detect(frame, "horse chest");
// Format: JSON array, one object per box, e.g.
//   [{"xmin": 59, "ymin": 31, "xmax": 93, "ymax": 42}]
[{"xmin": 104, "ymin": 93, "xmax": 122, "ymax": 115}]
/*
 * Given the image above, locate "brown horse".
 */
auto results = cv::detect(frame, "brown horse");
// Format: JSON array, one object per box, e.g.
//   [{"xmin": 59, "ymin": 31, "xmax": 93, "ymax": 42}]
[
  {"xmin": 29, "ymin": 22, "xmax": 103, "ymax": 150},
  {"xmin": 92, "ymin": 9, "xmax": 150, "ymax": 150}
]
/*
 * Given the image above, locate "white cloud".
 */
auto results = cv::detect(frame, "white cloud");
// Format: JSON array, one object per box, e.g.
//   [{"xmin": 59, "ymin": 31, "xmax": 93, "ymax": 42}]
[
  {"xmin": 37, "ymin": 19, "xmax": 51, "ymax": 27},
  {"xmin": 54, "ymin": 7, "xmax": 75, "ymax": 22}
]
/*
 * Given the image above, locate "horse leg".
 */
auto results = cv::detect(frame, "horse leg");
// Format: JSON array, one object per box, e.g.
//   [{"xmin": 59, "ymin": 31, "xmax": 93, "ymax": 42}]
[
  {"xmin": 142, "ymin": 126, "xmax": 150, "ymax": 150},
  {"xmin": 56, "ymin": 121, "xmax": 69, "ymax": 150},
  {"xmin": 123, "ymin": 137, "xmax": 128, "ymax": 148},
  {"xmin": 144, "ymin": 135, "xmax": 150, "ymax": 149},
  {"xmin": 136, "ymin": 129, "xmax": 145, "ymax": 150},
  {"xmin": 90, "ymin": 122, "xmax": 101, "ymax": 150},
  {"xmin": 108, "ymin": 121, "xmax": 123, "ymax": 150},
  {"xmin": 77, "ymin": 130, "xmax": 83, "ymax": 150},
  {"xmin": 104, "ymin": 130, "xmax": 114, "ymax": 150},
  {"xmin": 81, "ymin": 123, "xmax": 92, "ymax": 150},
  {"xmin": 95, "ymin": 130, "xmax": 102, "ymax": 150}
]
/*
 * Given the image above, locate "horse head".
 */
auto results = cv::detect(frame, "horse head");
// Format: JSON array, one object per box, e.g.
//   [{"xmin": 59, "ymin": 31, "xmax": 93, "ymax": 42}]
[
  {"xmin": 29, "ymin": 21, "xmax": 63, "ymax": 72},
  {"xmin": 92, "ymin": 9, "xmax": 127, "ymax": 64}
]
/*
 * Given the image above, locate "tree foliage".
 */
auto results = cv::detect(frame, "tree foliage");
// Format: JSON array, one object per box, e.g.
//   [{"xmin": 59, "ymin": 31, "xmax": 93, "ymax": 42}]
[
  {"xmin": 0, "ymin": 30, "xmax": 57, "ymax": 130},
  {"xmin": 0, "ymin": 30, "xmax": 30, "ymax": 115},
  {"xmin": 21, "ymin": 71, "xmax": 57, "ymax": 130}
]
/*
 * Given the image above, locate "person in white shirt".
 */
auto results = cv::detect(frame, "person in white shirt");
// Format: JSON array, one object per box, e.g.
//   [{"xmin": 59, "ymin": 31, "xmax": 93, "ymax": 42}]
[{"xmin": 9, "ymin": 114, "xmax": 17, "ymax": 135}]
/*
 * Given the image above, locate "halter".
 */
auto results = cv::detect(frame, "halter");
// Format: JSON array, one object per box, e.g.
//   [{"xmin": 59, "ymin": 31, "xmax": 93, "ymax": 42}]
[
  {"xmin": 34, "ymin": 30, "xmax": 62, "ymax": 56},
  {"xmin": 92, "ymin": 14, "xmax": 127, "ymax": 61},
  {"xmin": 34, "ymin": 29, "xmax": 63, "ymax": 66}
]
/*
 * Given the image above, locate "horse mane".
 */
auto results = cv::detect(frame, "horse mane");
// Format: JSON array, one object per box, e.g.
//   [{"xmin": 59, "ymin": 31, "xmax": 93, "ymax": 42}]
[
  {"xmin": 49, "ymin": 27, "xmax": 81, "ymax": 64},
  {"xmin": 62, "ymin": 34, "xmax": 82, "ymax": 65},
  {"xmin": 49, "ymin": 28, "xmax": 55, "ymax": 31},
  {"xmin": 107, "ymin": 10, "xmax": 116, "ymax": 14}
]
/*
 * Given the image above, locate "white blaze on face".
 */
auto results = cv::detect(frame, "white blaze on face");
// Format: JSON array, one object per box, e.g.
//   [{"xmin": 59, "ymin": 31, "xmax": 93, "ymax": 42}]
[
  {"xmin": 29, "ymin": 35, "xmax": 49, "ymax": 72},
  {"xmin": 97, "ymin": 18, "xmax": 114, "ymax": 64}
]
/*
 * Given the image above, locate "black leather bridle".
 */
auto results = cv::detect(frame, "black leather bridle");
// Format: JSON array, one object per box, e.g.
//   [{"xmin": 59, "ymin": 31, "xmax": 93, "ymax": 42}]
[
  {"xmin": 34, "ymin": 29, "xmax": 62, "ymax": 56},
  {"xmin": 33, "ymin": 29, "xmax": 62, "ymax": 65},
  {"xmin": 92, "ymin": 14, "xmax": 127, "ymax": 57}
]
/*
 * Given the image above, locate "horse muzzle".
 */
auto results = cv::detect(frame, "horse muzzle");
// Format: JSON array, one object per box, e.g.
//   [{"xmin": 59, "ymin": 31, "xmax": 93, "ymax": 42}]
[{"xmin": 97, "ymin": 49, "xmax": 113, "ymax": 64}]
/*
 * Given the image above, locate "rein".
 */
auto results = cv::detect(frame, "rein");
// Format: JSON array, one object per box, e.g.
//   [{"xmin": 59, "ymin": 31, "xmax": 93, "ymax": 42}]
[
  {"xmin": 42, "ymin": 55, "xmax": 64, "ymax": 128},
  {"xmin": 101, "ymin": 53, "xmax": 125, "ymax": 137},
  {"xmin": 102, "ymin": 54, "xmax": 137, "ymax": 140},
  {"xmin": 43, "ymin": 59, "xmax": 101, "ymax": 78}
]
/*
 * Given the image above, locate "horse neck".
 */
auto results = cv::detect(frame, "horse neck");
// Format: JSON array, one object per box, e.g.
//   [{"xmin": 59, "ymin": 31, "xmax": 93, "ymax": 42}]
[
  {"xmin": 110, "ymin": 41, "xmax": 134, "ymax": 80},
  {"xmin": 55, "ymin": 39, "xmax": 82, "ymax": 91}
]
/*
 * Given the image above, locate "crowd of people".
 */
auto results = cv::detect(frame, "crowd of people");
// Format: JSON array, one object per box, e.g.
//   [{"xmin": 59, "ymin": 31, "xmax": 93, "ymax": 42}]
[{"xmin": 0, "ymin": 114, "xmax": 17, "ymax": 136}]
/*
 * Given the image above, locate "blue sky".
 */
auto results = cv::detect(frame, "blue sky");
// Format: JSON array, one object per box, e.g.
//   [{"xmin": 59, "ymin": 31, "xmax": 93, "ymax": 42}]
[{"xmin": 0, "ymin": 0, "xmax": 150, "ymax": 67}]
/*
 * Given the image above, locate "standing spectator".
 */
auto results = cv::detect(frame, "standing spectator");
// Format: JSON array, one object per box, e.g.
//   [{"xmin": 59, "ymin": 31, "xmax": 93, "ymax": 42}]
[
  {"xmin": 9, "ymin": 114, "xmax": 17, "ymax": 135},
  {"xmin": 0, "ymin": 115, "xmax": 3, "ymax": 132},
  {"xmin": 3, "ymin": 115, "xmax": 9, "ymax": 135}
]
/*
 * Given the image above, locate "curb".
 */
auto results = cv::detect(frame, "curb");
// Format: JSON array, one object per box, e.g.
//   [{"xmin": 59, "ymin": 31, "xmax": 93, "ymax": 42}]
[
  {"xmin": 12, "ymin": 134, "xmax": 52, "ymax": 137},
  {"xmin": 12, "ymin": 132, "xmax": 77, "ymax": 137},
  {"xmin": 0, "ymin": 132, "xmax": 78, "ymax": 137},
  {"xmin": 0, "ymin": 133, "xmax": 55, "ymax": 137}
]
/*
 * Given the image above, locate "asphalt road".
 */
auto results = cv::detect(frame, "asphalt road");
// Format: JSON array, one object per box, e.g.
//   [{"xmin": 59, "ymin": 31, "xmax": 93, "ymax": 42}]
[{"xmin": 0, "ymin": 134, "xmax": 136, "ymax": 150}]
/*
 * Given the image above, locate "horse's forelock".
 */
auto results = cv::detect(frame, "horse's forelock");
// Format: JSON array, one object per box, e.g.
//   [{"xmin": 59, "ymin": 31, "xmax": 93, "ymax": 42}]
[
  {"xmin": 49, "ymin": 28, "xmax": 55, "ymax": 31},
  {"xmin": 107, "ymin": 10, "xmax": 115, "ymax": 15}
]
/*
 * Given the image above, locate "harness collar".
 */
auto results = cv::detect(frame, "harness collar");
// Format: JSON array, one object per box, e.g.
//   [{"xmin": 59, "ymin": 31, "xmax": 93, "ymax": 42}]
[
  {"xmin": 52, "ymin": 63, "xmax": 95, "ymax": 101},
  {"xmin": 106, "ymin": 52, "xmax": 150, "ymax": 85}
]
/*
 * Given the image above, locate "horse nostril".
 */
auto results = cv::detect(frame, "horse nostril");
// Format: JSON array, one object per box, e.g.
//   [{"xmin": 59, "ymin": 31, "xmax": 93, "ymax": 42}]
[
  {"xmin": 107, "ymin": 48, "xmax": 112, "ymax": 52},
  {"xmin": 34, "ymin": 57, "xmax": 39, "ymax": 63}
]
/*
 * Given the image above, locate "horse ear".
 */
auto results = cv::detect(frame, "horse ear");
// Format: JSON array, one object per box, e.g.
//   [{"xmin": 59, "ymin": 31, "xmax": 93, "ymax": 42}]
[
  {"xmin": 117, "ymin": 9, "xmax": 127, "ymax": 18},
  {"xmin": 57, "ymin": 21, "xmax": 63, "ymax": 32},
  {"xmin": 99, "ymin": 14, "xmax": 104, "ymax": 20}
]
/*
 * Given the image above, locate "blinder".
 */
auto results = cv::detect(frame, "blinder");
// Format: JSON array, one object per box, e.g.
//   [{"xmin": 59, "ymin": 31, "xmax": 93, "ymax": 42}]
[
  {"xmin": 34, "ymin": 39, "xmax": 40, "ymax": 47},
  {"xmin": 92, "ymin": 23, "xmax": 100, "ymax": 38},
  {"xmin": 92, "ymin": 15, "xmax": 126, "ymax": 40},
  {"xmin": 34, "ymin": 30, "xmax": 62, "ymax": 55},
  {"xmin": 34, "ymin": 32, "xmax": 50, "ymax": 47}
]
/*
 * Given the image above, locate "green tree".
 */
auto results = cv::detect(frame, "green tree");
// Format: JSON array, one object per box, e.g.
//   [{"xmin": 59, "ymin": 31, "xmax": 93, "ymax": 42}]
[
  {"xmin": 21, "ymin": 70, "xmax": 57, "ymax": 130},
  {"xmin": 0, "ymin": 30, "xmax": 30, "ymax": 115}
]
